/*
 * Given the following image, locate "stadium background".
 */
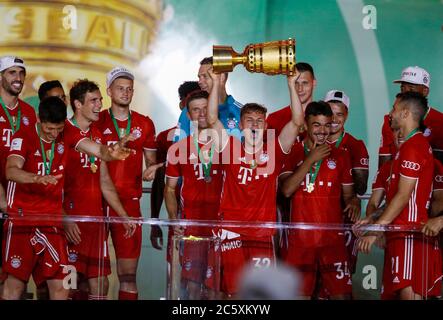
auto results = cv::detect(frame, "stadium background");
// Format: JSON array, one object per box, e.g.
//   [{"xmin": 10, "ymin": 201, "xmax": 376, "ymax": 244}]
[{"xmin": 0, "ymin": 0, "xmax": 442, "ymax": 299}]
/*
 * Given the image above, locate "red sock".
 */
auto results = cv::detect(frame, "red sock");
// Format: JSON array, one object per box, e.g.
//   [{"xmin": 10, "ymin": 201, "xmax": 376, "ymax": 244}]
[{"xmin": 118, "ymin": 290, "xmax": 138, "ymax": 300}]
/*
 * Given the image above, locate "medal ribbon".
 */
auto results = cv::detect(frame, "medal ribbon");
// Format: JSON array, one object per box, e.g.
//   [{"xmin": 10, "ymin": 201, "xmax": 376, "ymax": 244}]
[
  {"xmin": 71, "ymin": 117, "xmax": 96, "ymax": 167},
  {"xmin": 193, "ymin": 134, "xmax": 215, "ymax": 179},
  {"xmin": 334, "ymin": 131, "xmax": 345, "ymax": 148},
  {"xmin": 403, "ymin": 128, "xmax": 419, "ymax": 143},
  {"xmin": 304, "ymin": 143, "xmax": 323, "ymax": 189},
  {"xmin": 0, "ymin": 97, "xmax": 21, "ymax": 133},
  {"xmin": 37, "ymin": 125, "xmax": 55, "ymax": 175},
  {"xmin": 110, "ymin": 109, "xmax": 131, "ymax": 139}
]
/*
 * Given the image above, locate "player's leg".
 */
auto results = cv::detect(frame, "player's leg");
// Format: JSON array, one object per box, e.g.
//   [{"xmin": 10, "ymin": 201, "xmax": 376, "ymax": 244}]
[
  {"xmin": 88, "ymin": 276, "xmax": 109, "ymax": 300},
  {"xmin": 2, "ymin": 274, "xmax": 26, "ymax": 300},
  {"xmin": 117, "ymin": 258, "xmax": 139, "ymax": 299},
  {"xmin": 46, "ymin": 279, "xmax": 69, "ymax": 300}
]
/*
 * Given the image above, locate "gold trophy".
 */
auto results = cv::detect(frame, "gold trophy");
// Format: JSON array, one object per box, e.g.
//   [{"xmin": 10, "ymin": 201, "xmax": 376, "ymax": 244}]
[
  {"xmin": 0, "ymin": 0, "xmax": 163, "ymax": 114},
  {"xmin": 213, "ymin": 38, "xmax": 296, "ymax": 75}
]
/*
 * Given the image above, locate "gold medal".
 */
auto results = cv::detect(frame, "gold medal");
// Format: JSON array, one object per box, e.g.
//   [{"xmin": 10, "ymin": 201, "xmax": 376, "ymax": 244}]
[
  {"xmin": 249, "ymin": 159, "xmax": 257, "ymax": 169},
  {"xmin": 90, "ymin": 163, "xmax": 98, "ymax": 173},
  {"xmin": 306, "ymin": 183, "xmax": 314, "ymax": 193},
  {"xmin": 119, "ymin": 127, "xmax": 126, "ymax": 138},
  {"xmin": 12, "ymin": 116, "xmax": 16, "ymax": 127},
  {"xmin": 46, "ymin": 149, "xmax": 52, "ymax": 160}
]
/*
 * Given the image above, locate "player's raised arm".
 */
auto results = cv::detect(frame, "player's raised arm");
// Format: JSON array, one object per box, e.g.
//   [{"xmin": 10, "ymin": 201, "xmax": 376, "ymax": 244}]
[{"xmin": 279, "ymin": 72, "xmax": 304, "ymax": 153}]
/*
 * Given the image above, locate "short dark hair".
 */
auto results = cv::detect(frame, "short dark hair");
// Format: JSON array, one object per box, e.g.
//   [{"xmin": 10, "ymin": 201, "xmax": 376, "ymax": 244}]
[
  {"xmin": 186, "ymin": 90, "xmax": 209, "ymax": 108},
  {"xmin": 296, "ymin": 62, "xmax": 315, "ymax": 78},
  {"xmin": 69, "ymin": 79, "xmax": 100, "ymax": 112},
  {"xmin": 241, "ymin": 103, "xmax": 267, "ymax": 118},
  {"xmin": 305, "ymin": 101, "xmax": 333, "ymax": 120},
  {"xmin": 38, "ymin": 96, "xmax": 67, "ymax": 124},
  {"xmin": 178, "ymin": 81, "xmax": 201, "ymax": 101},
  {"xmin": 396, "ymin": 91, "xmax": 428, "ymax": 124},
  {"xmin": 38, "ymin": 80, "xmax": 64, "ymax": 100},
  {"xmin": 200, "ymin": 57, "xmax": 213, "ymax": 65}
]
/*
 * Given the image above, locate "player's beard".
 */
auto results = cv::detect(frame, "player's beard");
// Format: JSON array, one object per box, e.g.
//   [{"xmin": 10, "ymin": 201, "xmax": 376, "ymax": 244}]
[{"xmin": 2, "ymin": 79, "xmax": 22, "ymax": 97}]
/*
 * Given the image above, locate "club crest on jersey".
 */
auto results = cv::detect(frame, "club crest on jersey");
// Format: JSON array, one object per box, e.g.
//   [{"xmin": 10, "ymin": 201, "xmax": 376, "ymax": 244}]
[
  {"xmin": 22, "ymin": 116, "xmax": 29, "ymax": 126},
  {"xmin": 227, "ymin": 118, "xmax": 237, "ymax": 129},
  {"xmin": 206, "ymin": 267, "xmax": 213, "ymax": 279},
  {"xmin": 95, "ymin": 137, "xmax": 102, "ymax": 144},
  {"xmin": 259, "ymin": 153, "xmax": 269, "ymax": 163},
  {"xmin": 184, "ymin": 261, "xmax": 192, "ymax": 271},
  {"xmin": 423, "ymin": 128, "xmax": 431, "ymax": 137},
  {"xmin": 132, "ymin": 127, "xmax": 142, "ymax": 139},
  {"xmin": 327, "ymin": 159, "xmax": 337, "ymax": 170},
  {"xmin": 68, "ymin": 251, "xmax": 78, "ymax": 263},
  {"xmin": 10, "ymin": 255, "xmax": 22, "ymax": 269},
  {"xmin": 57, "ymin": 143, "xmax": 64, "ymax": 154}
]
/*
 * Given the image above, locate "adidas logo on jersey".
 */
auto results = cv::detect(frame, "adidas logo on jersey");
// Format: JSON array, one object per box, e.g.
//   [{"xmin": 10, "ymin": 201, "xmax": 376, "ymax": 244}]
[
  {"xmin": 0, "ymin": 116, "xmax": 6, "ymax": 122},
  {"xmin": 189, "ymin": 153, "xmax": 197, "ymax": 160},
  {"xmin": 103, "ymin": 128, "xmax": 112, "ymax": 135},
  {"xmin": 34, "ymin": 150, "xmax": 41, "ymax": 156},
  {"xmin": 392, "ymin": 276, "xmax": 400, "ymax": 283}
]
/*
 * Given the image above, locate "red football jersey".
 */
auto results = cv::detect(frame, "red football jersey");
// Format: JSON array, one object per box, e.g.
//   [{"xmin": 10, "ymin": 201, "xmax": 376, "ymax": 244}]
[
  {"xmin": 219, "ymin": 136, "xmax": 286, "ymax": 237},
  {"xmin": 63, "ymin": 119, "xmax": 103, "ymax": 216},
  {"xmin": 386, "ymin": 132, "xmax": 434, "ymax": 226},
  {"xmin": 97, "ymin": 110, "xmax": 156, "ymax": 200},
  {"xmin": 165, "ymin": 136, "xmax": 223, "ymax": 221},
  {"xmin": 379, "ymin": 107, "xmax": 443, "ymax": 158},
  {"xmin": 372, "ymin": 160, "xmax": 392, "ymax": 192},
  {"xmin": 0, "ymin": 99, "xmax": 37, "ymax": 187},
  {"xmin": 6, "ymin": 125, "xmax": 66, "ymax": 225},
  {"xmin": 282, "ymin": 142, "xmax": 354, "ymax": 247},
  {"xmin": 433, "ymin": 159, "xmax": 443, "ymax": 191},
  {"xmin": 266, "ymin": 105, "xmax": 291, "ymax": 137},
  {"xmin": 156, "ymin": 126, "xmax": 176, "ymax": 163},
  {"xmin": 328, "ymin": 132, "xmax": 369, "ymax": 170}
]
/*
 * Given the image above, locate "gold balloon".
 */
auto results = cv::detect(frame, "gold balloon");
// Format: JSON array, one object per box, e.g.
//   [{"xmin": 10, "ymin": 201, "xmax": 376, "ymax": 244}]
[{"xmin": 213, "ymin": 38, "xmax": 296, "ymax": 76}]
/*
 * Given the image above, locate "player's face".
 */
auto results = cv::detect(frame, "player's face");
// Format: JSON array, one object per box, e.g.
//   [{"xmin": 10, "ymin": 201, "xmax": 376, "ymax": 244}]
[
  {"xmin": 79, "ymin": 90, "xmax": 103, "ymax": 122},
  {"xmin": 45, "ymin": 87, "xmax": 67, "ymax": 105},
  {"xmin": 0, "ymin": 67, "xmax": 26, "ymax": 97},
  {"xmin": 294, "ymin": 71, "xmax": 316, "ymax": 105},
  {"xmin": 329, "ymin": 102, "xmax": 348, "ymax": 135},
  {"xmin": 306, "ymin": 114, "xmax": 331, "ymax": 145},
  {"xmin": 188, "ymin": 98, "xmax": 208, "ymax": 129},
  {"xmin": 240, "ymin": 111, "xmax": 267, "ymax": 146},
  {"xmin": 107, "ymin": 78, "xmax": 134, "ymax": 107},
  {"xmin": 39, "ymin": 121, "xmax": 65, "ymax": 142},
  {"xmin": 389, "ymin": 101, "xmax": 404, "ymax": 130},
  {"xmin": 198, "ymin": 64, "xmax": 213, "ymax": 93},
  {"xmin": 400, "ymin": 82, "xmax": 428, "ymax": 97}
]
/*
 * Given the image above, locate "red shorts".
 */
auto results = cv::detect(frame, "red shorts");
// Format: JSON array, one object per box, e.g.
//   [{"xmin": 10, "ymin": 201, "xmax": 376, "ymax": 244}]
[
  {"xmin": 217, "ymin": 230, "xmax": 275, "ymax": 295},
  {"xmin": 181, "ymin": 234, "xmax": 217, "ymax": 284},
  {"xmin": 382, "ymin": 234, "xmax": 443, "ymax": 299},
  {"xmin": 67, "ymin": 222, "xmax": 110, "ymax": 279},
  {"xmin": 284, "ymin": 238, "xmax": 352, "ymax": 297},
  {"xmin": 2, "ymin": 221, "xmax": 70, "ymax": 286},
  {"xmin": 106, "ymin": 198, "xmax": 142, "ymax": 259}
]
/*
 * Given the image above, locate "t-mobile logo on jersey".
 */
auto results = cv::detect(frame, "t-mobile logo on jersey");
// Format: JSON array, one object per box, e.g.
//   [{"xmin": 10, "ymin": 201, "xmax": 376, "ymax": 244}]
[
  {"xmin": 2, "ymin": 128, "xmax": 13, "ymax": 147},
  {"xmin": 238, "ymin": 166, "xmax": 253, "ymax": 185},
  {"xmin": 79, "ymin": 152, "xmax": 90, "ymax": 168},
  {"xmin": 193, "ymin": 163, "xmax": 217, "ymax": 180}
]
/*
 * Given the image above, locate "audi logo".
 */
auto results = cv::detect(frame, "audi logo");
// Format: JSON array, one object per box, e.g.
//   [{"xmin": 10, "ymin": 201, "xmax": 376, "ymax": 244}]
[
  {"xmin": 401, "ymin": 160, "xmax": 420, "ymax": 171},
  {"xmin": 435, "ymin": 175, "xmax": 443, "ymax": 183},
  {"xmin": 360, "ymin": 158, "xmax": 369, "ymax": 166}
]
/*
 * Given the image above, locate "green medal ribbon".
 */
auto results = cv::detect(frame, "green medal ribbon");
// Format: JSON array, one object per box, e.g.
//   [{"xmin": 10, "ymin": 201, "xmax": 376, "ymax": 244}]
[
  {"xmin": 193, "ymin": 134, "xmax": 215, "ymax": 180},
  {"xmin": 403, "ymin": 128, "xmax": 419, "ymax": 143},
  {"xmin": 37, "ymin": 125, "xmax": 55, "ymax": 175},
  {"xmin": 423, "ymin": 107, "xmax": 430, "ymax": 121},
  {"xmin": 0, "ymin": 97, "xmax": 21, "ymax": 133},
  {"xmin": 335, "ymin": 131, "xmax": 345, "ymax": 148},
  {"xmin": 304, "ymin": 143, "xmax": 323, "ymax": 190},
  {"xmin": 109, "ymin": 109, "xmax": 131, "ymax": 139},
  {"xmin": 71, "ymin": 117, "xmax": 96, "ymax": 167}
]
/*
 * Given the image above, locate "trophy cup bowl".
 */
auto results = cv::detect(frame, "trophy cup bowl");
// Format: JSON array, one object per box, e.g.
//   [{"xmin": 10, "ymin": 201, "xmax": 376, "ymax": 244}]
[{"xmin": 213, "ymin": 38, "xmax": 296, "ymax": 76}]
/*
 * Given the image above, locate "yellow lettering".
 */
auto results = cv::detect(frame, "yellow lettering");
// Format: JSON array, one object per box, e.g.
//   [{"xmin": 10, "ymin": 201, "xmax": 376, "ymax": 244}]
[
  {"xmin": 6, "ymin": 8, "xmax": 34, "ymax": 40},
  {"xmin": 86, "ymin": 15, "xmax": 118, "ymax": 47}
]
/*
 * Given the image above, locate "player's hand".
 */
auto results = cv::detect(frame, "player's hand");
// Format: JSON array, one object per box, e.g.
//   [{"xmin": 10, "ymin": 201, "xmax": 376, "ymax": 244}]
[
  {"xmin": 123, "ymin": 219, "xmax": 137, "ymax": 239},
  {"xmin": 207, "ymin": 66, "xmax": 221, "ymax": 82},
  {"xmin": 306, "ymin": 142, "xmax": 331, "ymax": 164},
  {"xmin": 143, "ymin": 163, "xmax": 164, "ymax": 181},
  {"xmin": 34, "ymin": 174, "xmax": 63, "ymax": 186},
  {"xmin": 343, "ymin": 197, "xmax": 361, "ymax": 223},
  {"xmin": 357, "ymin": 234, "xmax": 378, "ymax": 254},
  {"xmin": 352, "ymin": 215, "xmax": 375, "ymax": 237},
  {"xmin": 421, "ymin": 216, "xmax": 443, "ymax": 237},
  {"xmin": 150, "ymin": 225, "xmax": 164, "ymax": 250},
  {"xmin": 108, "ymin": 134, "xmax": 136, "ymax": 160},
  {"xmin": 63, "ymin": 221, "xmax": 82, "ymax": 245},
  {"xmin": 287, "ymin": 70, "xmax": 301, "ymax": 89}
]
